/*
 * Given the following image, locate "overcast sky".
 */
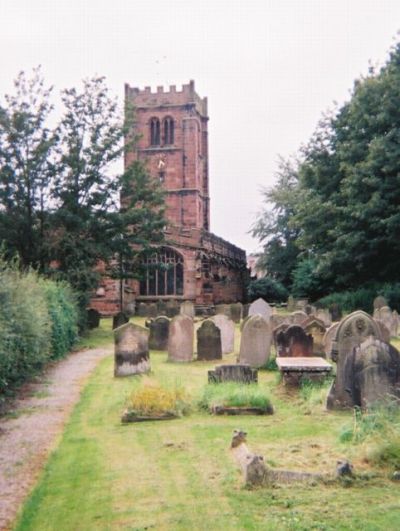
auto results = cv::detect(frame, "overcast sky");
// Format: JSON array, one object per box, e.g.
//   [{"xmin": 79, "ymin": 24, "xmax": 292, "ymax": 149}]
[{"xmin": 1, "ymin": 0, "xmax": 400, "ymax": 253}]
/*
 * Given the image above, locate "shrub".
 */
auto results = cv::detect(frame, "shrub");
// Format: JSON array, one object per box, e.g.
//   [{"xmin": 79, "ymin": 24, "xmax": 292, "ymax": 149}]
[
  {"xmin": 199, "ymin": 382, "xmax": 273, "ymax": 411},
  {"xmin": 127, "ymin": 378, "xmax": 191, "ymax": 417},
  {"xmin": 248, "ymin": 276, "xmax": 288, "ymax": 303},
  {"xmin": 41, "ymin": 280, "xmax": 79, "ymax": 360}
]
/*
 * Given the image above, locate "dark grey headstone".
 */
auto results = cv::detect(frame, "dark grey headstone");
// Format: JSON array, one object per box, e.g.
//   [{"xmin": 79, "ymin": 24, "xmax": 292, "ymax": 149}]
[
  {"xmin": 149, "ymin": 316, "xmax": 170, "ymax": 350},
  {"xmin": 230, "ymin": 303, "xmax": 243, "ymax": 323},
  {"xmin": 87, "ymin": 308, "xmax": 100, "ymax": 329},
  {"xmin": 197, "ymin": 320, "xmax": 222, "ymax": 361},
  {"xmin": 112, "ymin": 311, "xmax": 129, "ymax": 330},
  {"xmin": 138, "ymin": 302, "xmax": 148, "ymax": 317}
]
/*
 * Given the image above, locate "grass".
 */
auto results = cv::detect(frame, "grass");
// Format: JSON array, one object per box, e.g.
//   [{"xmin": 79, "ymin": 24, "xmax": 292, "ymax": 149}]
[
  {"xmin": 199, "ymin": 382, "xmax": 273, "ymax": 412},
  {"xmin": 14, "ymin": 318, "xmax": 400, "ymax": 530}
]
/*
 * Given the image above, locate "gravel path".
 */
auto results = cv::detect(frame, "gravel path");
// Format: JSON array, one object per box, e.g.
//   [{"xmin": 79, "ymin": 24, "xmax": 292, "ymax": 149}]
[{"xmin": 0, "ymin": 346, "xmax": 112, "ymax": 531}]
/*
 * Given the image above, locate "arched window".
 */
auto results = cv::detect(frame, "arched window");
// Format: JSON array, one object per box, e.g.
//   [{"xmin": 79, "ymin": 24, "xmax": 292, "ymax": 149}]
[
  {"xmin": 163, "ymin": 117, "xmax": 174, "ymax": 145},
  {"xmin": 150, "ymin": 118, "xmax": 160, "ymax": 146},
  {"xmin": 140, "ymin": 247, "xmax": 184, "ymax": 296}
]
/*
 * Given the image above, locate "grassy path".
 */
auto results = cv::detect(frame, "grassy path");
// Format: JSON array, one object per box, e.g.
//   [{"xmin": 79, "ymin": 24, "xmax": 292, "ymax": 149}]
[{"xmin": 14, "ymin": 320, "xmax": 400, "ymax": 530}]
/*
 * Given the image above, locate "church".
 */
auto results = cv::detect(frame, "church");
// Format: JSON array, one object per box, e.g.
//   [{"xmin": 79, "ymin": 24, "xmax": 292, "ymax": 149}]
[{"xmin": 91, "ymin": 81, "xmax": 247, "ymax": 314}]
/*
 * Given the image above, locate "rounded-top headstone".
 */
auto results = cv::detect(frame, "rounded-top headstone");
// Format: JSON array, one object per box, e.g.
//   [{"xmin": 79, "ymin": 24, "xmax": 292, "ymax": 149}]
[
  {"xmin": 248, "ymin": 298, "xmax": 272, "ymax": 321},
  {"xmin": 114, "ymin": 322, "xmax": 150, "ymax": 376},
  {"xmin": 197, "ymin": 320, "xmax": 222, "ymax": 361},
  {"xmin": 212, "ymin": 314, "xmax": 235, "ymax": 354},
  {"xmin": 239, "ymin": 314, "xmax": 271, "ymax": 368},
  {"xmin": 167, "ymin": 314, "xmax": 194, "ymax": 362},
  {"xmin": 149, "ymin": 316, "xmax": 170, "ymax": 350}
]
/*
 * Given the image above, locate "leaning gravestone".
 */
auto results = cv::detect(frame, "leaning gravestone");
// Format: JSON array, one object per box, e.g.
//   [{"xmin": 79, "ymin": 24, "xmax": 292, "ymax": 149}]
[
  {"xmin": 276, "ymin": 325, "xmax": 313, "ymax": 358},
  {"xmin": 212, "ymin": 314, "xmax": 235, "ymax": 354},
  {"xmin": 248, "ymin": 298, "xmax": 272, "ymax": 321},
  {"xmin": 112, "ymin": 311, "xmax": 129, "ymax": 330},
  {"xmin": 114, "ymin": 322, "xmax": 150, "ymax": 377},
  {"xmin": 208, "ymin": 364, "xmax": 258, "ymax": 384},
  {"xmin": 167, "ymin": 314, "xmax": 194, "ymax": 362},
  {"xmin": 327, "ymin": 310, "xmax": 383, "ymax": 410},
  {"xmin": 230, "ymin": 302, "xmax": 243, "ymax": 323},
  {"xmin": 239, "ymin": 314, "xmax": 271, "ymax": 368},
  {"xmin": 303, "ymin": 317, "xmax": 327, "ymax": 357},
  {"xmin": 197, "ymin": 320, "xmax": 222, "ymax": 361},
  {"xmin": 351, "ymin": 337, "xmax": 400, "ymax": 408},
  {"xmin": 149, "ymin": 316, "xmax": 170, "ymax": 350},
  {"xmin": 87, "ymin": 308, "xmax": 100, "ymax": 329},
  {"xmin": 180, "ymin": 300, "xmax": 195, "ymax": 318}
]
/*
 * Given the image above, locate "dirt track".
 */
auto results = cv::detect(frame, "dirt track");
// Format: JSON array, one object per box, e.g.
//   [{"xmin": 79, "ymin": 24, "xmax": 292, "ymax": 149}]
[{"xmin": 0, "ymin": 347, "xmax": 112, "ymax": 531}]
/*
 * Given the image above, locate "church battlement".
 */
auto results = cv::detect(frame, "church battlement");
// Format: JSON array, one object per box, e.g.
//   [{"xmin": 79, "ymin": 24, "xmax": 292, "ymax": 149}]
[{"xmin": 125, "ymin": 80, "xmax": 207, "ymax": 116}]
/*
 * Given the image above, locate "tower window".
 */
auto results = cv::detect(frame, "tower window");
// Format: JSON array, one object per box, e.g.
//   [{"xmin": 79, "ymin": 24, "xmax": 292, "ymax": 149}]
[
  {"xmin": 150, "ymin": 118, "xmax": 160, "ymax": 146},
  {"xmin": 163, "ymin": 117, "xmax": 174, "ymax": 145}
]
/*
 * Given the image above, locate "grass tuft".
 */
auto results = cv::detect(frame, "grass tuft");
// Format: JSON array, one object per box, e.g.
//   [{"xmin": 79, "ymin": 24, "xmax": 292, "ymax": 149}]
[{"xmin": 199, "ymin": 382, "xmax": 272, "ymax": 411}]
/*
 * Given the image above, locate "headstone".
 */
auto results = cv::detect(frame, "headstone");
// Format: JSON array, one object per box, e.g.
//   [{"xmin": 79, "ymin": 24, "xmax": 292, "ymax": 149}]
[
  {"xmin": 295, "ymin": 299, "xmax": 308, "ymax": 311},
  {"xmin": 270, "ymin": 314, "xmax": 288, "ymax": 329},
  {"xmin": 289, "ymin": 311, "xmax": 308, "ymax": 326},
  {"xmin": 112, "ymin": 311, "xmax": 129, "ymax": 330},
  {"xmin": 148, "ymin": 303, "xmax": 158, "ymax": 318},
  {"xmin": 303, "ymin": 317, "xmax": 327, "ymax": 357},
  {"xmin": 197, "ymin": 320, "xmax": 222, "ymax": 361},
  {"xmin": 304, "ymin": 305, "xmax": 313, "ymax": 316},
  {"xmin": 180, "ymin": 300, "xmax": 195, "ymax": 318},
  {"xmin": 322, "ymin": 322, "xmax": 339, "ymax": 359},
  {"xmin": 276, "ymin": 325, "xmax": 313, "ymax": 358},
  {"xmin": 316, "ymin": 308, "xmax": 332, "ymax": 327},
  {"xmin": 373, "ymin": 295, "xmax": 388, "ymax": 310},
  {"xmin": 374, "ymin": 319, "xmax": 391, "ymax": 343},
  {"xmin": 239, "ymin": 314, "xmax": 271, "ymax": 368},
  {"xmin": 215, "ymin": 304, "xmax": 232, "ymax": 318},
  {"xmin": 114, "ymin": 323, "xmax": 150, "ymax": 376},
  {"xmin": 208, "ymin": 364, "xmax": 258, "ymax": 384},
  {"xmin": 374, "ymin": 306, "xmax": 396, "ymax": 337},
  {"xmin": 167, "ymin": 314, "xmax": 194, "ymax": 362},
  {"xmin": 327, "ymin": 311, "xmax": 383, "ymax": 410},
  {"xmin": 149, "ymin": 316, "xmax": 170, "ymax": 350},
  {"xmin": 272, "ymin": 322, "xmax": 290, "ymax": 350},
  {"xmin": 212, "ymin": 314, "xmax": 235, "ymax": 354},
  {"xmin": 287, "ymin": 295, "xmax": 296, "ymax": 312},
  {"xmin": 230, "ymin": 302, "xmax": 243, "ymax": 323},
  {"xmin": 242, "ymin": 304, "xmax": 250, "ymax": 319},
  {"xmin": 138, "ymin": 302, "xmax": 148, "ymax": 318},
  {"xmin": 87, "ymin": 308, "xmax": 100, "ymax": 329},
  {"xmin": 124, "ymin": 301, "xmax": 136, "ymax": 317},
  {"xmin": 157, "ymin": 300, "xmax": 167, "ymax": 316},
  {"xmin": 248, "ymin": 298, "xmax": 271, "ymax": 321},
  {"xmin": 351, "ymin": 337, "xmax": 400, "ymax": 408},
  {"xmin": 329, "ymin": 303, "xmax": 342, "ymax": 322},
  {"xmin": 166, "ymin": 300, "xmax": 180, "ymax": 318}
]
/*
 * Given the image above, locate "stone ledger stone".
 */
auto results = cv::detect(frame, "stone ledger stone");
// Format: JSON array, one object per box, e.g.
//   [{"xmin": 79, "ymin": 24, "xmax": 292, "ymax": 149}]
[
  {"xmin": 167, "ymin": 314, "xmax": 194, "ymax": 362},
  {"xmin": 239, "ymin": 314, "xmax": 271, "ymax": 368},
  {"xmin": 114, "ymin": 323, "xmax": 150, "ymax": 377},
  {"xmin": 212, "ymin": 314, "xmax": 235, "ymax": 354},
  {"xmin": 149, "ymin": 316, "xmax": 170, "ymax": 350},
  {"xmin": 327, "ymin": 310, "xmax": 383, "ymax": 410},
  {"xmin": 197, "ymin": 320, "xmax": 222, "ymax": 361}
]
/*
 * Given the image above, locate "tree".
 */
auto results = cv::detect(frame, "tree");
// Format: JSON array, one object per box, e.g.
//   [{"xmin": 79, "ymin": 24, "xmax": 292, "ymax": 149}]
[{"xmin": 0, "ymin": 68, "xmax": 57, "ymax": 269}]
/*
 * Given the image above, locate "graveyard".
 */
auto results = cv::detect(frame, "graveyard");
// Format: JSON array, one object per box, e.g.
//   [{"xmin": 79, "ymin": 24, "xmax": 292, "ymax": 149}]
[{"xmin": 11, "ymin": 304, "xmax": 400, "ymax": 531}]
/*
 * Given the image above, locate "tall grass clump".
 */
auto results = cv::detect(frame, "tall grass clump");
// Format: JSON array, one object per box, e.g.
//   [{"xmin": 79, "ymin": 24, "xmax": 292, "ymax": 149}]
[
  {"xmin": 0, "ymin": 259, "xmax": 79, "ymax": 399},
  {"xmin": 199, "ymin": 382, "xmax": 273, "ymax": 412},
  {"xmin": 299, "ymin": 378, "xmax": 332, "ymax": 407},
  {"xmin": 339, "ymin": 402, "xmax": 400, "ymax": 469}
]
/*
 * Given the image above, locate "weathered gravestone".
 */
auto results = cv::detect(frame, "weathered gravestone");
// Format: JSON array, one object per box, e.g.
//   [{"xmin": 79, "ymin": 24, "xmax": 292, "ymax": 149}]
[
  {"xmin": 276, "ymin": 325, "xmax": 313, "ymax": 358},
  {"xmin": 138, "ymin": 302, "xmax": 148, "ymax": 318},
  {"xmin": 273, "ymin": 322, "xmax": 290, "ymax": 351},
  {"xmin": 197, "ymin": 320, "xmax": 222, "ymax": 361},
  {"xmin": 180, "ymin": 300, "xmax": 195, "ymax": 318},
  {"xmin": 303, "ymin": 317, "xmax": 327, "ymax": 357},
  {"xmin": 322, "ymin": 322, "xmax": 339, "ymax": 359},
  {"xmin": 114, "ymin": 323, "xmax": 150, "ymax": 377},
  {"xmin": 374, "ymin": 319, "xmax": 391, "ymax": 343},
  {"xmin": 316, "ymin": 309, "xmax": 332, "ymax": 327},
  {"xmin": 212, "ymin": 314, "xmax": 235, "ymax": 354},
  {"xmin": 374, "ymin": 306, "xmax": 396, "ymax": 337},
  {"xmin": 166, "ymin": 300, "xmax": 180, "ymax": 318},
  {"xmin": 351, "ymin": 337, "xmax": 400, "ymax": 408},
  {"xmin": 327, "ymin": 311, "xmax": 383, "ymax": 410},
  {"xmin": 112, "ymin": 311, "xmax": 129, "ymax": 330},
  {"xmin": 248, "ymin": 298, "xmax": 271, "ymax": 321},
  {"xmin": 87, "ymin": 308, "xmax": 100, "ymax": 329},
  {"xmin": 125, "ymin": 301, "xmax": 136, "ymax": 317},
  {"xmin": 167, "ymin": 314, "xmax": 194, "ymax": 362},
  {"xmin": 149, "ymin": 316, "xmax": 170, "ymax": 350},
  {"xmin": 239, "ymin": 315, "xmax": 271, "ymax": 368},
  {"xmin": 230, "ymin": 303, "xmax": 243, "ymax": 323},
  {"xmin": 373, "ymin": 295, "xmax": 388, "ymax": 310},
  {"xmin": 289, "ymin": 311, "xmax": 308, "ymax": 326},
  {"xmin": 148, "ymin": 303, "xmax": 158, "ymax": 318},
  {"xmin": 208, "ymin": 364, "xmax": 258, "ymax": 384}
]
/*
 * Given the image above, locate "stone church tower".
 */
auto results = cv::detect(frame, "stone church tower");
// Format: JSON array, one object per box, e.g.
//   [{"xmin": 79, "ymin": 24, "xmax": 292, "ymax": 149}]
[{"xmin": 91, "ymin": 81, "xmax": 247, "ymax": 314}]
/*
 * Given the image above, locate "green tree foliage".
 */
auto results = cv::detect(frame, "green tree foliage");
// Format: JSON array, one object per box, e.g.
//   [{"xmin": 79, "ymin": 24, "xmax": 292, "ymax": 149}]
[
  {"xmin": 247, "ymin": 276, "xmax": 288, "ymax": 303},
  {"xmin": 0, "ymin": 68, "xmax": 57, "ymax": 269},
  {"xmin": 253, "ymin": 41, "xmax": 400, "ymax": 299}
]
